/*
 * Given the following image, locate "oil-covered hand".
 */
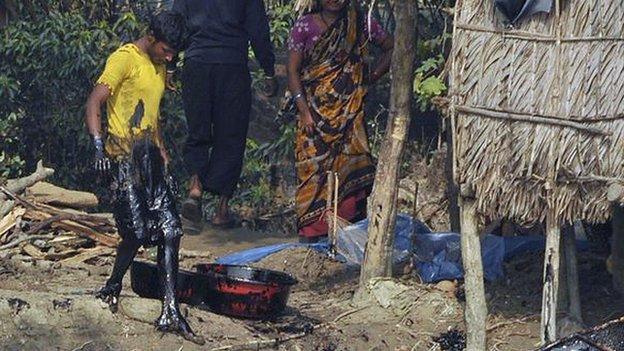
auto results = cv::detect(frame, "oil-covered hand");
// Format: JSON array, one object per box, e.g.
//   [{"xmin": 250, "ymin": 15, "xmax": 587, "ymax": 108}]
[{"xmin": 93, "ymin": 136, "xmax": 111, "ymax": 172}]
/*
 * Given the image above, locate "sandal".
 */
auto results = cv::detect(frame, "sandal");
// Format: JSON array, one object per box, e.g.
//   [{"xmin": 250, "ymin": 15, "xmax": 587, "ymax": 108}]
[{"xmin": 181, "ymin": 197, "xmax": 202, "ymax": 223}]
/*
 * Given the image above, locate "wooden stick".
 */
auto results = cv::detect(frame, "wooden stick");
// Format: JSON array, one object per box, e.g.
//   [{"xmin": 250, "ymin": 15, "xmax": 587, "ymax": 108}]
[
  {"xmin": 456, "ymin": 22, "xmax": 624, "ymax": 43},
  {"xmin": 333, "ymin": 172, "xmax": 339, "ymax": 250},
  {"xmin": 541, "ymin": 212, "xmax": 562, "ymax": 344},
  {"xmin": 455, "ymin": 106, "xmax": 611, "ymax": 136},
  {"xmin": 25, "ymin": 213, "xmax": 110, "ymax": 235},
  {"xmin": 0, "ymin": 234, "xmax": 55, "ymax": 250},
  {"xmin": 460, "ymin": 196, "xmax": 487, "ymax": 351},
  {"xmin": 442, "ymin": 96, "xmax": 624, "ymax": 122},
  {"xmin": 412, "ymin": 181, "xmax": 420, "ymax": 237}
]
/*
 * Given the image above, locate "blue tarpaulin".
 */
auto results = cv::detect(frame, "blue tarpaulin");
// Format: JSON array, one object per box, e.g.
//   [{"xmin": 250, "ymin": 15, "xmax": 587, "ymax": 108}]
[{"xmin": 216, "ymin": 214, "xmax": 588, "ymax": 283}]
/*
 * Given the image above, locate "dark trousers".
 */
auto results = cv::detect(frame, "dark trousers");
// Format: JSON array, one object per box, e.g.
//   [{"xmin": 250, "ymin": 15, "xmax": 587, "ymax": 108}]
[{"xmin": 181, "ymin": 61, "xmax": 252, "ymax": 197}]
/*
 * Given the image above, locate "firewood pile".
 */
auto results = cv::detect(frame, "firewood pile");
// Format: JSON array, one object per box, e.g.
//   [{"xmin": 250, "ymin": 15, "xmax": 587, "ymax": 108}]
[{"xmin": 0, "ymin": 161, "xmax": 119, "ymax": 265}]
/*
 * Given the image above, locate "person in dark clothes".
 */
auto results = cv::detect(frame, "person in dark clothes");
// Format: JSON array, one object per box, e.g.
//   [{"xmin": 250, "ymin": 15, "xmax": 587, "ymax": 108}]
[
  {"xmin": 85, "ymin": 12, "xmax": 203, "ymax": 344},
  {"xmin": 170, "ymin": 0, "xmax": 278, "ymax": 228}
]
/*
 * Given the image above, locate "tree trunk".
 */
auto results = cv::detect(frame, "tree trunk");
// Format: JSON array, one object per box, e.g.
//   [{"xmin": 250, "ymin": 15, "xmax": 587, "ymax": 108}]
[{"xmin": 357, "ymin": 0, "xmax": 417, "ymax": 288}]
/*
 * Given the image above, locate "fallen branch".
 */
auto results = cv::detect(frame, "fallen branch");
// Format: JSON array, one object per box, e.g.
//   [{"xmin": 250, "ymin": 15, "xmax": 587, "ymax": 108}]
[
  {"xmin": 25, "ymin": 213, "xmax": 113, "ymax": 235},
  {"xmin": 0, "ymin": 234, "xmax": 55, "ymax": 251},
  {"xmin": 0, "ymin": 161, "xmax": 54, "ymax": 217}
]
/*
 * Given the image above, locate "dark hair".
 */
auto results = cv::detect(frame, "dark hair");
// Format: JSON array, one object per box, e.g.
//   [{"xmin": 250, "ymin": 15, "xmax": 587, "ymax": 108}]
[{"xmin": 149, "ymin": 11, "xmax": 187, "ymax": 51}]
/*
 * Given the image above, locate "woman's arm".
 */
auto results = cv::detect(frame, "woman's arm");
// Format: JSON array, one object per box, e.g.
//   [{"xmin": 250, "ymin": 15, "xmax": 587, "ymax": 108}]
[
  {"xmin": 287, "ymin": 49, "xmax": 315, "ymax": 135},
  {"xmin": 369, "ymin": 35, "xmax": 394, "ymax": 84}
]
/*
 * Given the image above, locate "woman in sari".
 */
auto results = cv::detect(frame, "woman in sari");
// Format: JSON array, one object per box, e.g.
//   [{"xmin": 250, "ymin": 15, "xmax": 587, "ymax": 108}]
[{"xmin": 287, "ymin": 0, "xmax": 393, "ymax": 242}]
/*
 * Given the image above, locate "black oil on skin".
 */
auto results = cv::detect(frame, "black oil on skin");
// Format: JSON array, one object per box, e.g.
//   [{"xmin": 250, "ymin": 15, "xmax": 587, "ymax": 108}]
[{"xmin": 96, "ymin": 140, "xmax": 204, "ymax": 345}]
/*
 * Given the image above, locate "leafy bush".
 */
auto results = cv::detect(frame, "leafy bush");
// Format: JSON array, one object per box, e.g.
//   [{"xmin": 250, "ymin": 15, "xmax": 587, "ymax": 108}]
[{"xmin": 0, "ymin": 11, "xmax": 146, "ymax": 189}]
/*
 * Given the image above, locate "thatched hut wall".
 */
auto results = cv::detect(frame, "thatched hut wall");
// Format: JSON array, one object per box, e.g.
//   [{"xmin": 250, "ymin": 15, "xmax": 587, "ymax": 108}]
[{"xmin": 449, "ymin": 0, "xmax": 624, "ymax": 226}]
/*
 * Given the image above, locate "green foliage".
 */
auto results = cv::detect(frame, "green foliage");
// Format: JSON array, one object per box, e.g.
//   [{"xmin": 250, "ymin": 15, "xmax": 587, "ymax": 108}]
[
  {"xmin": 0, "ymin": 10, "xmax": 148, "ymax": 188},
  {"xmin": 0, "ymin": 112, "xmax": 26, "ymax": 178},
  {"xmin": 413, "ymin": 55, "xmax": 447, "ymax": 111},
  {"xmin": 251, "ymin": 124, "xmax": 295, "ymax": 163},
  {"xmin": 227, "ymin": 139, "xmax": 273, "ymax": 209},
  {"xmin": 266, "ymin": 2, "xmax": 294, "ymax": 49}
]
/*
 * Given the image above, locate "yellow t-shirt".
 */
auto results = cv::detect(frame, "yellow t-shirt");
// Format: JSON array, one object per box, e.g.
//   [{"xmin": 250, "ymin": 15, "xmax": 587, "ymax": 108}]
[{"xmin": 96, "ymin": 43, "xmax": 166, "ymax": 158}]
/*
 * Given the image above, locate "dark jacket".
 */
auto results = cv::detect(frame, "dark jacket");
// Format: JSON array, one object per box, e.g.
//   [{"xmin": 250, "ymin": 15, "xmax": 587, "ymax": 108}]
[{"xmin": 171, "ymin": 0, "xmax": 275, "ymax": 76}]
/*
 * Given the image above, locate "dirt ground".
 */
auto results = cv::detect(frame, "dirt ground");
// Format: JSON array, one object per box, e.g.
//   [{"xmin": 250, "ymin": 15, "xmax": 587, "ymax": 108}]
[{"xmin": 1, "ymin": 223, "xmax": 623, "ymax": 351}]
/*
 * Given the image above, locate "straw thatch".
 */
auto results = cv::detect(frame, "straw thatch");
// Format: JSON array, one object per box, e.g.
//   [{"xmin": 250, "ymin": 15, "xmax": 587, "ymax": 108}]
[{"xmin": 448, "ymin": 0, "xmax": 624, "ymax": 226}]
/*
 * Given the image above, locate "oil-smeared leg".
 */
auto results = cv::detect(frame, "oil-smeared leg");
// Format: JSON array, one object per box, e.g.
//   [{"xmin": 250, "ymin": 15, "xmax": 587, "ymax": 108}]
[
  {"xmin": 155, "ymin": 235, "xmax": 204, "ymax": 345},
  {"xmin": 96, "ymin": 238, "xmax": 140, "ymax": 312}
]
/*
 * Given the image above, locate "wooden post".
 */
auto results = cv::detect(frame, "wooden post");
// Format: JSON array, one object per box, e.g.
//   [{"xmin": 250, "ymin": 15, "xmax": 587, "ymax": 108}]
[
  {"xmin": 541, "ymin": 213, "xmax": 562, "ymax": 344},
  {"xmin": 562, "ymin": 226, "xmax": 582, "ymax": 323},
  {"xmin": 356, "ymin": 0, "xmax": 417, "ymax": 288},
  {"xmin": 459, "ymin": 195, "xmax": 487, "ymax": 351},
  {"xmin": 610, "ymin": 204, "xmax": 624, "ymax": 294}
]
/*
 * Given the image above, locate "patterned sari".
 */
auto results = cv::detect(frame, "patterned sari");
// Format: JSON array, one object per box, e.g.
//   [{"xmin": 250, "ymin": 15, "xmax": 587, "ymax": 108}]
[{"xmin": 294, "ymin": 6, "xmax": 375, "ymax": 237}]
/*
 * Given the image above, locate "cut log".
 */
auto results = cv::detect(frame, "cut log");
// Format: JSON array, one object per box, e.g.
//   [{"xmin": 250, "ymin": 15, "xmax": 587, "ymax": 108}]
[
  {"xmin": 45, "ymin": 248, "xmax": 80, "ymax": 261},
  {"xmin": 22, "ymin": 243, "xmax": 45, "ymax": 260},
  {"xmin": 0, "ymin": 161, "xmax": 54, "ymax": 218},
  {"xmin": 60, "ymin": 247, "xmax": 114, "ymax": 266},
  {"xmin": 26, "ymin": 182, "xmax": 98, "ymax": 209},
  {"xmin": 24, "ymin": 209, "xmax": 119, "ymax": 247},
  {"xmin": 460, "ymin": 196, "xmax": 487, "ymax": 351},
  {"xmin": 0, "ymin": 207, "xmax": 25, "ymax": 239},
  {"xmin": 541, "ymin": 214, "xmax": 562, "ymax": 344}
]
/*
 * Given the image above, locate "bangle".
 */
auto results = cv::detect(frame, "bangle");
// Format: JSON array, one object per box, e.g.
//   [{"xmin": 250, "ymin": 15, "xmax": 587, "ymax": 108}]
[
  {"xmin": 166, "ymin": 69, "xmax": 176, "ymax": 74},
  {"xmin": 293, "ymin": 92, "xmax": 305, "ymax": 100}
]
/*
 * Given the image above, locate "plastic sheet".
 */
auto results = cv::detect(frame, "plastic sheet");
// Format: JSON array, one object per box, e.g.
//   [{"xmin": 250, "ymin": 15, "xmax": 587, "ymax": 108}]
[
  {"xmin": 494, "ymin": 0, "xmax": 553, "ymax": 24},
  {"xmin": 413, "ymin": 234, "xmax": 589, "ymax": 283},
  {"xmin": 413, "ymin": 233, "xmax": 505, "ymax": 282},
  {"xmin": 335, "ymin": 213, "xmax": 431, "ymax": 265},
  {"xmin": 216, "ymin": 214, "xmax": 589, "ymax": 284},
  {"xmin": 216, "ymin": 242, "xmax": 330, "ymax": 265}
]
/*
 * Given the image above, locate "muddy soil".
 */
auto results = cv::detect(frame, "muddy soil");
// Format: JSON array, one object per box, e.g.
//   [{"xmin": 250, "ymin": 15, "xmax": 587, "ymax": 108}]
[{"xmin": 1, "ymin": 227, "xmax": 623, "ymax": 351}]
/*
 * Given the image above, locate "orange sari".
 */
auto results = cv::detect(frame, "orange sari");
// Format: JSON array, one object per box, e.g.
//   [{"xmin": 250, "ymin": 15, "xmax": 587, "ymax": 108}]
[{"xmin": 295, "ymin": 6, "xmax": 374, "ymax": 238}]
